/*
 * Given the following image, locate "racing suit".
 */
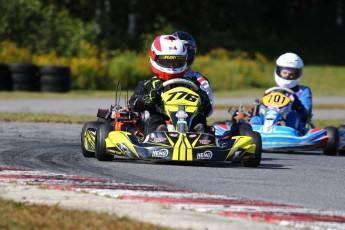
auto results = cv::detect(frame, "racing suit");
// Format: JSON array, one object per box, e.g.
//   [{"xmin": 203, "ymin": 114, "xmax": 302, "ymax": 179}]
[
  {"xmin": 129, "ymin": 72, "xmax": 213, "ymax": 136},
  {"xmin": 250, "ymin": 85, "xmax": 312, "ymax": 134}
]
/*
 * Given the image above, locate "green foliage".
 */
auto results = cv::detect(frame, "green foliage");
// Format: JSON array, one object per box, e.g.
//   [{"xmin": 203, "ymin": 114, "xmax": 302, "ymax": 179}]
[
  {"xmin": 139, "ymin": 18, "xmax": 177, "ymax": 52},
  {"xmin": 108, "ymin": 51, "xmax": 152, "ymax": 89},
  {"xmin": 194, "ymin": 49, "xmax": 273, "ymax": 90},
  {"xmin": 0, "ymin": 40, "xmax": 275, "ymax": 91},
  {"xmin": 0, "ymin": 0, "xmax": 96, "ymax": 57}
]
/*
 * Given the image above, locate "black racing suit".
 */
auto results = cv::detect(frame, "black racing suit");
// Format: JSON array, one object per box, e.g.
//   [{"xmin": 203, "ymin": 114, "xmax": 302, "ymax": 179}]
[{"xmin": 129, "ymin": 76, "xmax": 211, "ymax": 136}]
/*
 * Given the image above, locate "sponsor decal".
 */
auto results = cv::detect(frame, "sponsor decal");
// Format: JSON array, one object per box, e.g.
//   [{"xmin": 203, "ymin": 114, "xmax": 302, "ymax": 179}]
[
  {"xmin": 153, "ymin": 137, "xmax": 167, "ymax": 143},
  {"xmin": 169, "ymin": 133, "xmax": 178, "ymax": 137},
  {"xmin": 199, "ymin": 139, "xmax": 211, "ymax": 145},
  {"xmin": 118, "ymin": 143, "xmax": 131, "ymax": 155},
  {"xmin": 189, "ymin": 134, "xmax": 197, "ymax": 138},
  {"xmin": 233, "ymin": 150, "xmax": 242, "ymax": 159},
  {"xmin": 152, "ymin": 149, "xmax": 169, "ymax": 158},
  {"xmin": 197, "ymin": 150, "xmax": 213, "ymax": 160}
]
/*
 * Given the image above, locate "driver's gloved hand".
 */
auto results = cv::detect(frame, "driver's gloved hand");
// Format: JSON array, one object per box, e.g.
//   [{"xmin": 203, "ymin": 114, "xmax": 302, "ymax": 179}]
[
  {"xmin": 199, "ymin": 90, "xmax": 212, "ymax": 115},
  {"xmin": 142, "ymin": 89, "xmax": 160, "ymax": 107},
  {"xmin": 292, "ymin": 99, "xmax": 304, "ymax": 112}
]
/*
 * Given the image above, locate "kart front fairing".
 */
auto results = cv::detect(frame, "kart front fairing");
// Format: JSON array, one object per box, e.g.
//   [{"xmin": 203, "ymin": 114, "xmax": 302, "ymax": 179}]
[
  {"xmin": 104, "ymin": 130, "xmax": 256, "ymax": 162},
  {"xmin": 250, "ymin": 125, "xmax": 328, "ymax": 151}
]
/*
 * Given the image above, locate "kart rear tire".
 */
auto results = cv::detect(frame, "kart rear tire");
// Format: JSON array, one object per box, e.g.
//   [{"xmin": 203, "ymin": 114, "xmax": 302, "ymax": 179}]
[
  {"xmin": 241, "ymin": 130, "xmax": 262, "ymax": 167},
  {"xmin": 323, "ymin": 126, "xmax": 339, "ymax": 156},
  {"xmin": 81, "ymin": 121, "xmax": 99, "ymax": 158},
  {"xmin": 337, "ymin": 125, "xmax": 345, "ymax": 155},
  {"xmin": 95, "ymin": 123, "xmax": 114, "ymax": 161}
]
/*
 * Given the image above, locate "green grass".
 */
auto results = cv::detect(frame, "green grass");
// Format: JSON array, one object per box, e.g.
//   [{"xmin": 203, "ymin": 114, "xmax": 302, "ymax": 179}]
[
  {"xmin": 0, "ymin": 64, "xmax": 345, "ymax": 100},
  {"xmin": 0, "ymin": 197, "xmax": 170, "ymax": 230},
  {"xmin": 0, "ymin": 112, "xmax": 94, "ymax": 124},
  {"xmin": 0, "ymin": 111, "xmax": 344, "ymax": 128},
  {"xmin": 302, "ymin": 65, "xmax": 345, "ymax": 96}
]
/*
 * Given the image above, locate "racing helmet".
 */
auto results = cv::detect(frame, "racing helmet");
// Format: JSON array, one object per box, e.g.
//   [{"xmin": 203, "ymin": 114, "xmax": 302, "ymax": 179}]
[
  {"xmin": 274, "ymin": 52, "xmax": 304, "ymax": 88},
  {"xmin": 172, "ymin": 31, "xmax": 197, "ymax": 70},
  {"xmin": 150, "ymin": 35, "xmax": 188, "ymax": 81}
]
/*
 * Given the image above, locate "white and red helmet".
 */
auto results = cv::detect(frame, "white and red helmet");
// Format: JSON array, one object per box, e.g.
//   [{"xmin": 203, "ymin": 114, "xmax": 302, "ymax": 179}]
[{"xmin": 150, "ymin": 35, "xmax": 187, "ymax": 81}]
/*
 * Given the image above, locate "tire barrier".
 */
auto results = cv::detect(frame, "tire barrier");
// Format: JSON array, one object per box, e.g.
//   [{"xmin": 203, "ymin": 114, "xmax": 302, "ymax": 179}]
[
  {"xmin": 0, "ymin": 63, "xmax": 13, "ymax": 91},
  {"xmin": 39, "ymin": 65, "xmax": 71, "ymax": 92},
  {"xmin": 8, "ymin": 63, "xmax": 40, "ymax": 91}
]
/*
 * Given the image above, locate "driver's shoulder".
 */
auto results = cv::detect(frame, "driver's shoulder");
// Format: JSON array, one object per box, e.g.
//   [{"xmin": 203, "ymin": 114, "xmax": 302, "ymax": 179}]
[{"xmin": 298, "ymin": 85, "xmax": 311, "ymax": 90}]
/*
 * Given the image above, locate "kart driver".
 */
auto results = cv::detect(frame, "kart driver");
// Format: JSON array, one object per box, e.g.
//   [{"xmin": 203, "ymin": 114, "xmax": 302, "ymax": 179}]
[
  {"xmin": 250, "ymin": 52, "xmax": 313, "ymax": 134},
  {"xmin": 129, "ymin": 34, "xmax": 212, "ymax": 136},
  {"xmin": 172, "ymin": 31, "xmax": 214, "ymax": 117}
]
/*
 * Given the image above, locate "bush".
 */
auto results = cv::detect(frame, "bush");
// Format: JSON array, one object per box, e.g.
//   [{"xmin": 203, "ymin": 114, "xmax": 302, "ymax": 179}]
[
  {"xmin": 108, "ymin": 51, "xmax": 152, "ymax": 90},
  {"xmin": 0, "ymin": 0, "xmax": 96, "ymax": 57},
  {"xmin": 0, "ymin": 40, "xmax": 274, "ymax": 91},
  {"xmin": 194, "ymin": 49, "xmax": 273, "ymax": 90}
]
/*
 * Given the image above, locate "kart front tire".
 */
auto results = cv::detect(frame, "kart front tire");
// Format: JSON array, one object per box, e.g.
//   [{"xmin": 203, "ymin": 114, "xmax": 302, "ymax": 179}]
[
  {"xmin": 81, "ymin": 121, "xmax": 99, "ymax": 158},
  {"xmin": 338, "ymin": 125, "xmax": 345, "ymax": 155},
  {"xmin": 241, "ymin": 130, "xmax": 262, "ymax": 168},
  {"xmin": 230, "ymin": 122, "xmax": 252, "ymax": 136},
  {"xmin": 95, "ymin": 123, "xmax": 114, "ymax": 161},
  {"xmin": 323, "ymin": 126, "xmax": 339, "ymax": 156}
]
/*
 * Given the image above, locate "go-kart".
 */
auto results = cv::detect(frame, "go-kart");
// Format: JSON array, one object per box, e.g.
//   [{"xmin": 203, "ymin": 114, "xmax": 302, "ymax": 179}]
[
  {"xmin": 81, "ymin": 79, "xmax": 262, "ymax": 167},
  {"xmin": 213, "ymin": 86, "xmax": 344, "ymax": 155}
]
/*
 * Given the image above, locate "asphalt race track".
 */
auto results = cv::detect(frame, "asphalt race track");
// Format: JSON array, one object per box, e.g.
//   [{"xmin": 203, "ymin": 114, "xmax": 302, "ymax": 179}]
[
  {"xmin": 1, "ymin": 121, "xmax": 345, "ymax": 212},
  {"xmin": 1, "ymin": 97, "xmax": 345, "ymax": 229}
]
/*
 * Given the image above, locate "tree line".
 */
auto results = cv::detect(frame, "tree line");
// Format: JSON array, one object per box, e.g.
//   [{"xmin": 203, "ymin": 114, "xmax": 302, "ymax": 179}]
[{"xmin": 1, "ymin": 0, "xmax": 344, "ymax": 64}]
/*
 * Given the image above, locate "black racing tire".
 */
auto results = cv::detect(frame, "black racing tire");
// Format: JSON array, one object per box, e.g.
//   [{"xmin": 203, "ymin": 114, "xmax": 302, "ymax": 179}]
[
  {"xmin": 9, "ymin": 63, "xmax": 39, "ymax": 73},
  {"xmin": 81, "ymin": 121, "xmax": 100, "ymax": 158},
  {"xmin": 40, "ymin": 84, "xmax": 70, "ymax": 92},
  {"xmin": 39, "ymin": 65, "xmax": 71, "ymax": 92},
  {"xmin": 9, "ymin": 64, "xmax": 40, "ymax": 91},
  {"xmin": 40, "ymin": 65, "xmax": 70, "ymax": 75},
  {"xmin": 240, "ymin": 130, "xmax": 262, "ymax": 168},
  {"xmin": 337, "ymin": 125, "xmax": 345, "ymax": 155},
  {"xmin": 95, "ymin": 123, "xmax": 114, "ymax": 161},
  {"xmin": 0, "ymin": 64, "xmax": 13, "ymax": 91},
  {"xmin": 40, "ymin": 75, "xmax": 70, "ymax": 84},
  {"xmin": 230, "ymin": 122, "xmax": 253, "ymax": 136},
  {"xmin": 323, "ymin": 126, "xmax": 339, "ymax": 156}
]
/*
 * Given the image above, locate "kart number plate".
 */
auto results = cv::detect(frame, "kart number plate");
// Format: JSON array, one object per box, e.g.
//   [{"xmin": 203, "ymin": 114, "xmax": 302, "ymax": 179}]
[{"xmin": 262, "ymin": 92, "xmax": 291, "ymax": 107}]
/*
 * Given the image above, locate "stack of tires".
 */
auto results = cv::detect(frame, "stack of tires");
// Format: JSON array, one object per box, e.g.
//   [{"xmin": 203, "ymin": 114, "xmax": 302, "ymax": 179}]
[
  {"xmin": 1, "ymin": 63, "xmax": 71, "ymax": 92},
  {"xmin": 39, "ymin": 65, "xmax": 71, "ymax": 92},
  {"xmin": 0, "ymin": 63, "xmax": 13, "ymax": 91},
  {"xmin": 8, "ymin": 63, "xmax": 40, "ymax": 91}
]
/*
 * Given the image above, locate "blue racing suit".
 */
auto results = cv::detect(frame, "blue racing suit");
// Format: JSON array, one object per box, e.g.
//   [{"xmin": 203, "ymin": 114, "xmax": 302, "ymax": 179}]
[{"xmin": 250, "ymin": 85, "xmax": 313, "ymax": 134}]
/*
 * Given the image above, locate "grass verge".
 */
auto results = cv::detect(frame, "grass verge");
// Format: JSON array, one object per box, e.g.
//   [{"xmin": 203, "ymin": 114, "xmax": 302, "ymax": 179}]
[
  {"xmin": 0, "ymin": 111, "xmax": 344, "ymax": 128},
  {"xmin": 0, "ymin": 197, "xmax": 169, "ymax": 230}
]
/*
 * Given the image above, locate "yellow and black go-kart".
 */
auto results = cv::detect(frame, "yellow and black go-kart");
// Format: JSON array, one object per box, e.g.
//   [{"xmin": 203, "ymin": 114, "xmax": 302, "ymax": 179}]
[{"xmin": 81, "ymin": 79, "xmax": 262, "ymax": 167}]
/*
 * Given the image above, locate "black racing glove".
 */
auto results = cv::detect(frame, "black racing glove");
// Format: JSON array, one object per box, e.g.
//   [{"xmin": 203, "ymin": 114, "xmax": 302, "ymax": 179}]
[
  {"xmin": 292, "ymin": 99, "xmax": 304, "ymax": 112},
  {"xmin": 199, "ymin": 90, "xmax": 212, "ymax": 116},
  {"xmin": 142, "ymin": 89, "xmax": 160, "ymax": 107}
]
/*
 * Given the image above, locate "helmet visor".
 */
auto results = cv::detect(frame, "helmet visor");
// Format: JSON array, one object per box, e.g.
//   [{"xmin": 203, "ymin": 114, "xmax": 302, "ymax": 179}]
[
  {"xmin": 276, "ymin": 66, "xmax": 302, "ymax": 80},
  {"xmin": 155, "ymin": 55, "xmax": 186, "ymax": 68}
]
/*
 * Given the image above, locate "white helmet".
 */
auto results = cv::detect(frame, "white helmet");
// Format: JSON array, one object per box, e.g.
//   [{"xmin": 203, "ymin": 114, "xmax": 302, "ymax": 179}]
[
  {"xmin": 149, "ymin": 35, "xmax": 187, "ymax": 81},
  {"xmin": 274, "ymin": 52, "xmax": 304, "ymax": 88}
]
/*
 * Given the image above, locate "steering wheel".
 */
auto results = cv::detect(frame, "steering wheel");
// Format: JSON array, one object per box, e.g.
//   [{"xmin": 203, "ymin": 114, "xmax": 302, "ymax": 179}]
[
  {"xmin": 155, "ymin": 78, "xmax": 199, "ymax": 93},
  {"xmin": 264, "ymin": 86, "xmax": 299, "ymax": 101}
]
